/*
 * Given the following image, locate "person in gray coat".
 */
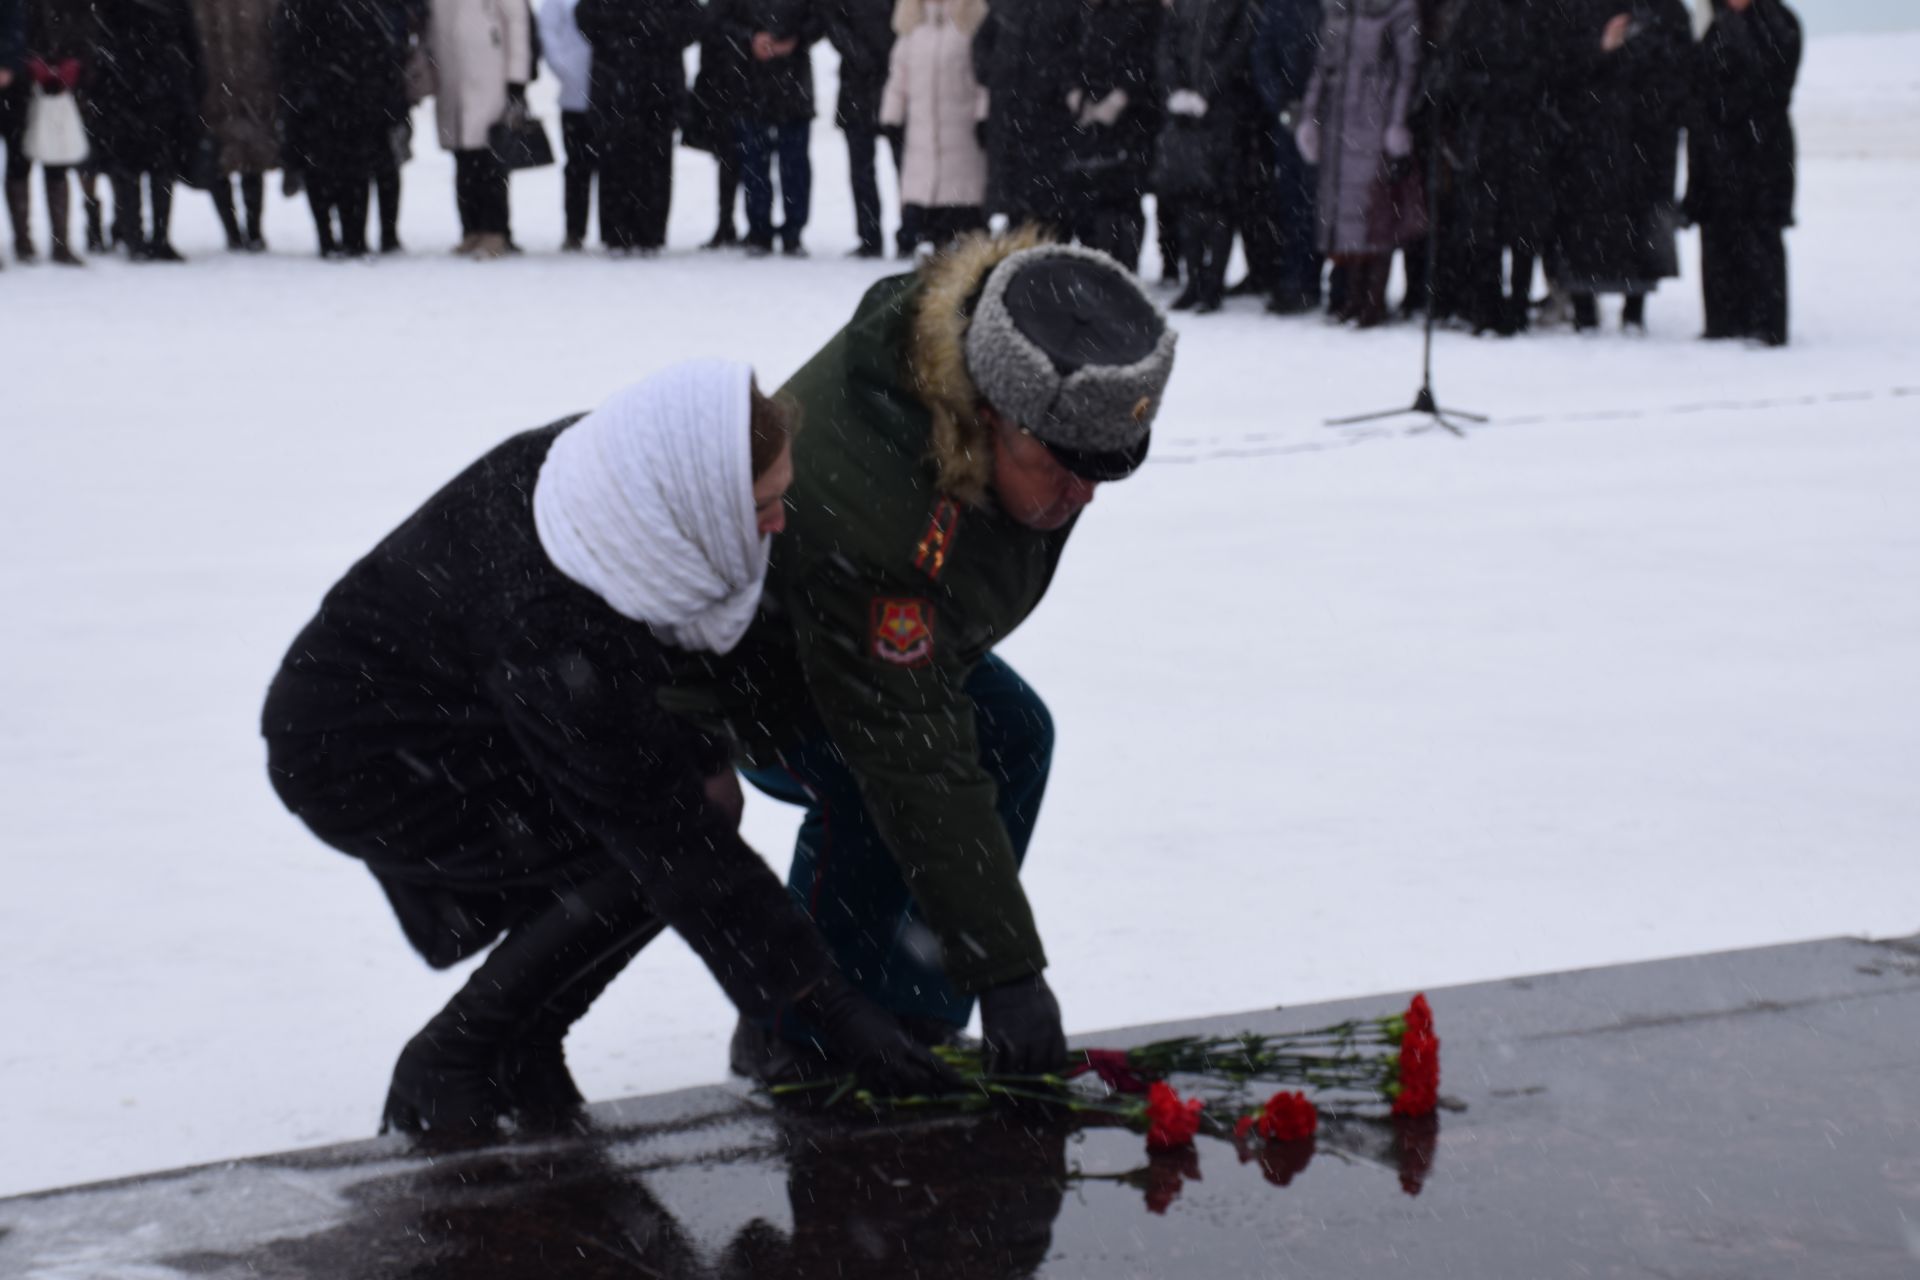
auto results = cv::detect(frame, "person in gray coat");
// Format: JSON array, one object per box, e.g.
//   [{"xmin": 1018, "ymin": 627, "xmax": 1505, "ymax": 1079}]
[{"xmin": 1295, "ymin": 0, "xmax": 1421, "ymax": 326}]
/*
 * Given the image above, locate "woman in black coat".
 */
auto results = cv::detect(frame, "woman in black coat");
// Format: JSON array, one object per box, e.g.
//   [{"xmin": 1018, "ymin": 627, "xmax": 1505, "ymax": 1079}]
[
  {"xmin": 87, "ymin": 0, "xmax": 204, "ymax": 260},
  {"xmin": 276, "ymin": 0, "xmax": 409, "ymax": 258},
  {"xmin": 1554, "ymin": 0, "xmax": 1691, "ymax": 331},
  {"xmin": 576, "ymin": 0, "xmax": 703, "ymax": 254},
  {"xmin": 262, "ymin": 361, "xmax": 950, "ymax": 1137},
  {"xmin": 971, "ymin": 0, "xmax": 1080, "ymax": 230},
  {"xmin": 1155, "ymin": 0, "xmax": 1253, "ymax": 313},
  {"xmin": 1684, "ymin": 0, "xmax": 1799, "ymax": 345},
  {"xmin": 686, "ymin": 3, "xmax": 751, "ymax": 247},
  {"xmin": 1063, "ymin": 0, "xmax": 1161, "ymax": 271}
]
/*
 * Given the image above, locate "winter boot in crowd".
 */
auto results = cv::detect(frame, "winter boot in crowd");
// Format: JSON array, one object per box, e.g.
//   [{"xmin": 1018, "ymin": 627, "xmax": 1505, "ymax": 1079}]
[
  {"xmin": 83, "ymin": 184, "xmax": 106, "ymax": 253},
  {"xmin": 1622, "ymin": 293, "xmax": 1647, "ymax": 332},
  {"xmin": 381, "ymin": 865, "xmax": 661, "ymax": 1139},
  {"xmin": 45, "ymin": 171, "xmax": 82, "ymax": 267},
  {"xmin": 1572, "ymin": 293, "xmax": 1600, "ymax": 333},
  {"xmin": 6, "ymin": 178, "xmax": 35, "ymax": 264}
]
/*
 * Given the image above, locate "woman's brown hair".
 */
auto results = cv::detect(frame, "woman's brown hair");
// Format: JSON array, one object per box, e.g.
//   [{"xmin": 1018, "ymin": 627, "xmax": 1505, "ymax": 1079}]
[{"xmin": 749, "ymin": 380, "xmax": 800, "ymax": 480}]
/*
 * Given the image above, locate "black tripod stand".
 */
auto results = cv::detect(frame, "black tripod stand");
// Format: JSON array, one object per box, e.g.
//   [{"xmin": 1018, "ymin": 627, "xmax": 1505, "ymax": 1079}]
[{"xmin": 1326, "ymin": 136, "xmax": 1485, "ymax": 437}]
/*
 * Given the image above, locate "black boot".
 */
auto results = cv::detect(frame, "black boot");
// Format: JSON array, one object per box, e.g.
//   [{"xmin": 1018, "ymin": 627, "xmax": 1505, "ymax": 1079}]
[
  {"xmin": 84, "ymin": 185, "xmax": 106, "ymax": 253},
  {"xmin": 6, "ymin": 177, "xmax": 34, "ymax": 263},
  {"xmin": 212, "ymin": 176, "xmax": 245, "ymax": 251},
  {"xmin": 382, "ymin": 864, "xmax": 660, "ymax": 1139},
  {"xmin": 503, "ymin": 912, "xmax": 664, "ymax": 1132}
]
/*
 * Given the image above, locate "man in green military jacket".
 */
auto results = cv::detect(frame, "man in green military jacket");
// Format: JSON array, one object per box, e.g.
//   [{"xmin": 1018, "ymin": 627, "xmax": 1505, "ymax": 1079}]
[{"xmin": 718, "ymin": 230, "xmax": 1178, "ymax": 1080}]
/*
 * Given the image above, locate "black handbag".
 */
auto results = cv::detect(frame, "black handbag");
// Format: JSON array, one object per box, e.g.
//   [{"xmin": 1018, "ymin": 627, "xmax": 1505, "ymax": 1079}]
[{"xmin": 489, "ymin": 111, "xmax": 555, "ymax": 171}]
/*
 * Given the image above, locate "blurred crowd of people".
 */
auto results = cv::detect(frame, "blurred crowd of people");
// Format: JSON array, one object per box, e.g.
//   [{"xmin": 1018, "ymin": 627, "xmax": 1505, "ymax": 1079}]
[{"xmin": 0, "ymin": 0, "xmax": 1800, "ymax": 343}]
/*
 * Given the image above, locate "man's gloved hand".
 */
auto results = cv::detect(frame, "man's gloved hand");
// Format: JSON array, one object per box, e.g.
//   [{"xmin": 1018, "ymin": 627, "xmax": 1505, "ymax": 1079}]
[
  {"xmin": 507, "ymin": 81, "xmax": 528, "ymax": 106},
  {"xmin": 975, "ymin": 120, "xmax": 989, "ymax": 149},
  {"xmin": 979, "ymin": 973, "xmax": 1066, "ymax": 1077},
  {"xmin": 800, "ymin": 972, "xmax": 960, "ymax": 1097}
]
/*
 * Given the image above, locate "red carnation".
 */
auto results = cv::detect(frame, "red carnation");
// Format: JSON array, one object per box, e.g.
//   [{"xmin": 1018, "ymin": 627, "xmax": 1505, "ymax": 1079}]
[
  {"xmin": 1391, "ymin": 1029, "xmax": 1441, "ymax": 1117},
  {"xmin": 1071, "ymin": 1048, "xmax": 1151, "ymax": 1095},
  {"xmin": 1143, "ymin": 1081, "xmax": 1204, "ymax": 1151},
  {"xmin": 1404, "ymin": 993, "xmax": 1434, "ymax": 1041},
  {"xmin": 1254, "ymin": 1091, "xmax": 1318, "ymax": 1143}
]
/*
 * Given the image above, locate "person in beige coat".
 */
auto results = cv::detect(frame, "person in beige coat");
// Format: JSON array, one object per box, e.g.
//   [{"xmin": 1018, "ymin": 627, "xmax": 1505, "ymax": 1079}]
[
  {"xmin": 878, "ymin": 0, "xmax": 986, "ymax": 253},
  {"xmin": 194, "ymin": 0, "xmax": 279, "ymax": 252},
  {"xmin": 429, "ymin": 0, "xmax": 533, "ymax": 257}
]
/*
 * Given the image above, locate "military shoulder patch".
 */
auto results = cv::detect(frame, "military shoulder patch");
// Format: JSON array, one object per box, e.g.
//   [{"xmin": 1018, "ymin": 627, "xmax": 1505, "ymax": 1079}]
[
  {"xmin": 871, "ymin": 597, "xmax": 935, "ymax": 667},
  {"xmin": 913, "ymin": 497, "xmax": 964, "ymax": 582}
]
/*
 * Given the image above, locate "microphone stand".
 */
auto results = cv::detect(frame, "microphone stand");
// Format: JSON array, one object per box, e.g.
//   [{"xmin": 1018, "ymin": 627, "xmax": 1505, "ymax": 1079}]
[{"xmin": 1326, "ymin": 127, "xmax": 1484, "ymax": 437}]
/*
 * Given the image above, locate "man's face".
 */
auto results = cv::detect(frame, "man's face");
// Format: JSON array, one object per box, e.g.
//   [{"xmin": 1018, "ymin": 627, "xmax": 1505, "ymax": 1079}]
[{"xmin": 985, "ymin": 407, "xmax": 1101, "ymax": 532}]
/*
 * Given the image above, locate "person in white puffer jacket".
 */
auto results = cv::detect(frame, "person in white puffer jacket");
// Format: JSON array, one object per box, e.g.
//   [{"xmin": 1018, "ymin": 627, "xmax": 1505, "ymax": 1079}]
[{"xmin": 878, "ymin": 0, "xmax": 987, "ymax": 254}]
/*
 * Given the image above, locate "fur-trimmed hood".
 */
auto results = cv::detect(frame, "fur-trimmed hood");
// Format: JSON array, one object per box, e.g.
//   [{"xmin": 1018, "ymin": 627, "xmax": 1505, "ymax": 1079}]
[{"xmin": 906, "ymin": 227, "xmax": 1051, "ymax": 504}]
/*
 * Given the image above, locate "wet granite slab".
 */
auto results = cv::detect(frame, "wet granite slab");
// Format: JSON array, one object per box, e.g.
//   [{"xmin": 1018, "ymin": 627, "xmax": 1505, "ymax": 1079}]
[{"xmin": 4, "ymin": 934, "xmax": 1918, "ymax": 1278}]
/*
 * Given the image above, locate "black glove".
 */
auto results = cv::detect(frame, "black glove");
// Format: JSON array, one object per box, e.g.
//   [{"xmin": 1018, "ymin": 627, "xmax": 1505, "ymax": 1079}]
[
  {"xmin": 799, "ymin": 972, "xmax": 960, "ymax": 1097},
  {"xmin": 979, "ymin": 973, "xmax": 1066, "ymax": 1077},
  {"xmin": 507, "ymin": 82, "xmax": 528, "ymax": 106},
  {"xmin": 975, "ymin": 120, "xmax": 989, "ymax": 149},
  {"xmin": 881, "ymin": 123, "xmax": 905, "ymax": 151}
]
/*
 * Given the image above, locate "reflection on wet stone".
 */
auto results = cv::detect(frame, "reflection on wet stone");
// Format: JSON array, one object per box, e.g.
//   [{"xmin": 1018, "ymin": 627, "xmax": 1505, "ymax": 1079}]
[{"xmin": 5, "ymin": 936, "xmax": 1919, "ymax": 1278}]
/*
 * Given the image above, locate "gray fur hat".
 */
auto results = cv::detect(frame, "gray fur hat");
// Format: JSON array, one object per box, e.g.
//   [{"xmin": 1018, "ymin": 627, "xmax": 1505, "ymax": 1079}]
[{"xmin": 963, "ymin": 244, "xmax": 1177, "ymax": 480}]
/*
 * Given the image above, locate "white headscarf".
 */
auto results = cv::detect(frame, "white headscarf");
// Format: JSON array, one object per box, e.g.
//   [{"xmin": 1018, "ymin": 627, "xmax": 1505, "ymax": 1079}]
[{"xmin": 532, "ymin": 359, "xmax": 768, "ymax": 654}]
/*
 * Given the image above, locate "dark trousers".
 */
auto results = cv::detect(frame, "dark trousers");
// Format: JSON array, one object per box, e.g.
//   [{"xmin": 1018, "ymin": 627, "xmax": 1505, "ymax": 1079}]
[
  {"xmin": 738, "ymin": 119, "xmax": 811, "ymax": 249},
  {"xmin": 599, "ymin": 116, "xmax": 675, "ymax": 250},
  {"xmin": 1701, "ymin": 221, "xmax": 1788, "ymax": 346},
  {"xmin": 844, "ymin": 119, "xmax": 902, "ymax": 252},
  {"xmin": 904, "ymin": 202, "xmax": 988, "ymax": 253},
  {"xmin": 109, "ymin": 169, "xmax": 175, "ymax": 249},
  {"xmin": 1071, "ymin": 200, "xmax": 1146, "ymax": 272},
  {"xmin": 374, "ymin": 162, "xmax": 401, "ymax": 248},
  {"xmin": 210, "ymin": 172, "xmax": 265, "ymax": 246},
  {"xmin": 454, "ymin": 148, "xmax": 510, "ymax": 237},
  {"xmin": 1236, "ymin": 123, "xmax": 1281, "ymax": 290},
  {"xmin": 1271, "ymin": 135, "xmax": 1322, "ymax": 304},
  {"xmin": 1179, "ymin": 199, "xmax": 1234, "ymax": 306},
  {"xmin": 741, "ymin": 654, "xmax": 1052, "ymax": 1033},
  {"xmin": 1155, "ymin": 195, "xmax": 1182, "ymax": 281},
  {"xmin": 1464, "ymin": 243, "xmax": 1536, "ymax": 335},
  {"xmin": 306, "ymin": 165, "xmax": 373, "ymax": 255},
  {"xmin": 560, "ymin": 110, "xmax": 598, "ymax": 244}
]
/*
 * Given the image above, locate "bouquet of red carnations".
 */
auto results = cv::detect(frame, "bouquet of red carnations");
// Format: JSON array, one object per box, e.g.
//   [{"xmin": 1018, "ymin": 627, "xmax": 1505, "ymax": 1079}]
[{"xmin": 770, "ymin": 993, "xmax": 1441, "ymax": 1157}]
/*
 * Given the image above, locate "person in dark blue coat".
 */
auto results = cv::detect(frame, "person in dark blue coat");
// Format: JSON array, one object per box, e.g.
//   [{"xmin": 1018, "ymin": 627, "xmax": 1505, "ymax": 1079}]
[
  {"xmin": 1250, "ymin": 0, "xmax": 1322, "ymax": 312},
  {"xmin": 1685, "ymin": 0, "xmax": 1799, "ymax": 346},
  {"xmin": 1, "ymin": 0, "xmax": 30, "ymax": 266}
]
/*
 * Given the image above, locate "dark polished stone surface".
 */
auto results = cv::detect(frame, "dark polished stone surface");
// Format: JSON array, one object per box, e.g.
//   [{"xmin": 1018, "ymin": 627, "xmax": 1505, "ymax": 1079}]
[{"xmin": 5, "ymin": 935, "xmax": 1919, "ymax": 1278}]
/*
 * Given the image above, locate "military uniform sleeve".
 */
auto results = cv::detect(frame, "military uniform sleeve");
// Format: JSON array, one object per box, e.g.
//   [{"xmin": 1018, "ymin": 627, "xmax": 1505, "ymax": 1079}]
[
  {"xmin": 487, "ymin": 596, "xmax": 835, "ymax": 1017},
  {"xmin": 780, "ymin": 550, "xmax": 1047, "ymax": 994}
]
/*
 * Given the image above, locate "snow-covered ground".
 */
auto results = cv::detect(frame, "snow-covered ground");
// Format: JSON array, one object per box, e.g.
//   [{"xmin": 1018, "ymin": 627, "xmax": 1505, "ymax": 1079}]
[{"xmin": 3, "ymin": 32, "xmax": 1917, "ymax": 1199}]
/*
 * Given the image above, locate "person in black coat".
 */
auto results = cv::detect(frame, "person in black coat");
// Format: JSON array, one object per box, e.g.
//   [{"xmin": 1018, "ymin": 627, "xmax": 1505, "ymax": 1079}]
[
  {"xmin": 1, "ymin": 0, "xmax": 29, "ymax": 265},
  {"xmin": 1154, "ymin": 0, "xmax": 1253, "ymax": 313},
  {"xmin": 262, "ymin": 361, "xmax": 953, "ymax": 1137},
  {"xmin": 87, "ymin": 0, "xmax": 205, "ymax": 261},
  {"xmin": 685, "ymin": 3, "xmax": 747, "ymax": 247},
  {"xmin": 1061, "ymin": 0, "xmax": 1160, "ymax": 271},
  {"xmin": 826, "ymin": 0, "xmax": 899, "ymax": 256},
  {"xmin": 1685, "ymin": 0, "xmax": 1798, "ymax": 346},
  {"xmin": 577, "ymin": 0, "xmax": 703, "ymax": 254},
  {"xmin": 1554, "ymin": 0, "xmax": 1690, "ymax": 331},
  {"xmin": 972, "ymin": 0, "xmax": 1079, "ymax": 231},
  {"xmin": 715, "ymin": 0, "xmax": 821, "ymax": 254},
  {"xmin": 1249, "ymin": 0, "xmax": 1322, "ymax": 311},
  {"xmin": 276, "ymin": 0, "xmax": 410, "ymax": 258},
  {"xmin": 1429, "ymin": 0, "xmax": 1560, "ymax": 335}
]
